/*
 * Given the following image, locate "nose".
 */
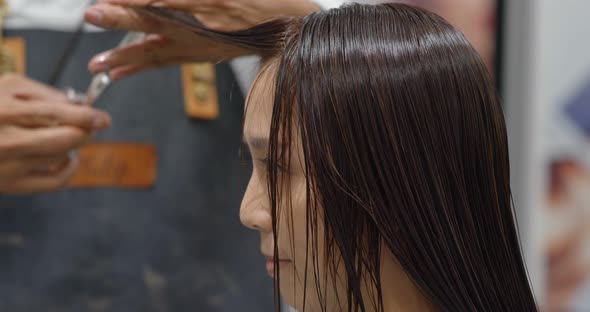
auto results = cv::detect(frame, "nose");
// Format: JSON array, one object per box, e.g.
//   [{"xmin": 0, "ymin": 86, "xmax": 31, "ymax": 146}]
[{"xmin": 240, "ymin": 174, "xmax": 272, "ymax": 232}]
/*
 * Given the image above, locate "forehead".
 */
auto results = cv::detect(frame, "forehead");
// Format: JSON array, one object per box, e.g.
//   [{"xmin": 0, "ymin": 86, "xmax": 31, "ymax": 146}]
[{"xmin": 243, "ymin": 61, "xmax": 279, "ymax": 145}]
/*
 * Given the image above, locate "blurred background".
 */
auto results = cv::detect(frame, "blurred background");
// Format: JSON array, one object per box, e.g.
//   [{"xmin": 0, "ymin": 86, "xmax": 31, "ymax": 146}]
[
  {"xmin": 0, "ymin": 0, "xmax": 589, "ymax": 311},
  {"xmin": 501, "ymin": 1, "xmax": 590, "ymax": 311}
]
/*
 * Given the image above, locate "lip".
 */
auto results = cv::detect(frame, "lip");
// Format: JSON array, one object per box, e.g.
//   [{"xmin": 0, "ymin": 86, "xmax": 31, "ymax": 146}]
[{"xmin": 264, "ymin": 256, "xmax": 292, "ymax": 277}]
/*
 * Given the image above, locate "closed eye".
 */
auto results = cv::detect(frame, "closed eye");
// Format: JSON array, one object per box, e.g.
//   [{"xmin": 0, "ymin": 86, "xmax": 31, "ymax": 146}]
[{"xmin": 257, "ymin": 158, "xmax": 287, "ymax": 173}]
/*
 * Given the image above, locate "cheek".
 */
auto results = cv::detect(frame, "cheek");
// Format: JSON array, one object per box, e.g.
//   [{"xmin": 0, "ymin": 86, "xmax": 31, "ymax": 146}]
[
  {"xmin": 276, "ymin": 179, "xmax": 349, "ymax": 311},
  {"xmin": 277, "ymin": 178, "xmax": 309, "ymax": 257},
  {"xmin": 275, "ymin": 178, "xmax": 308, "ymax": 305},
  {"xmin": 277, "ymin": 177, "xmax": 331, "ymax": 279}
]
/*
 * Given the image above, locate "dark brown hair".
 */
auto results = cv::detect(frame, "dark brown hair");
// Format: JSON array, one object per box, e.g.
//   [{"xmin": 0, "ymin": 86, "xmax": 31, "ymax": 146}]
[{"xmin": 146, "ymin": 3, "xmax": 539, "ymax": 311}]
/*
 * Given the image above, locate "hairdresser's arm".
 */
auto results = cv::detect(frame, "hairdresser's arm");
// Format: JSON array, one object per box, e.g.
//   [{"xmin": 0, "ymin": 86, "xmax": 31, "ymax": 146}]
[
  {"xmin": 0, "ymin": 74, "xmax": 111, "ymax": 194},
  {"xmin": 85, "ymin": 0, "xmax": 321, "ymax": 80}
]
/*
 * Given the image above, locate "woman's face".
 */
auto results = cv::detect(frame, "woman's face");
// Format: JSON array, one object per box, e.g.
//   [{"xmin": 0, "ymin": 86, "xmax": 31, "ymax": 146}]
[
  {"xmin": 239, "ymin": 65, "xmax": 336, "ymax": 310},
  {"xmin": 239, "ymin": 63, "xmax": 433, "ymax": 312}
]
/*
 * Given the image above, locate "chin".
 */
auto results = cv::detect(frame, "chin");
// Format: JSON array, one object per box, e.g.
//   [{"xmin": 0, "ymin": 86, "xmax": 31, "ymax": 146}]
[
  {"xmin": 277, "ymin": 274, "xmax": 296, "ymax": 306},
  {"xmin": 277, "ymin": 275, "xmax": 309, "ymax": 311},
  {"xmin": 279, "ymin": 280, "xmax": 337, "ymax": 312}
]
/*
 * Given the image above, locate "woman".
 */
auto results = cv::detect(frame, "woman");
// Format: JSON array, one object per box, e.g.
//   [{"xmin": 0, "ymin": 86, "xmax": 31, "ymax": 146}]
[
  {"xmin": 90, "ymin": 2, "xmax": 539, "ymax": 311},
  {"xmin": 231, "ymin": 4, "xmax": 538, "ymax": 311}
]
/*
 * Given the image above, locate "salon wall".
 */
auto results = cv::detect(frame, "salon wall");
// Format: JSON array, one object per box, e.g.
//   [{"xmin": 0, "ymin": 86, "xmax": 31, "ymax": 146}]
[
  {"xmin": 397, "ymin": 0, "xmax": 497, "ymax": 72},
  {"xmin": 503, "ymin": 0, "xmax": 590, "ymax": 310}
]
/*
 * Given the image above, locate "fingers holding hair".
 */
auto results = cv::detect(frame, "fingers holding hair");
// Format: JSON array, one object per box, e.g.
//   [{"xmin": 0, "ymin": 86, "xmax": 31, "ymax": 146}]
[
  {"xmin": 98, "ymin": 0, "xmax": 217, "ymax": 11},
  {"xmin": 85, "ymin": 3, "xmax": 164, "ymax": 32}
]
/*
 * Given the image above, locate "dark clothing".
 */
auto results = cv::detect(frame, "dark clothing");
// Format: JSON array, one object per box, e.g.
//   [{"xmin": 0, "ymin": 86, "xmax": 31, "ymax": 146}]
[{"xmin": 0, "ymin": 29, "xmax": 272, "ymax": 312}]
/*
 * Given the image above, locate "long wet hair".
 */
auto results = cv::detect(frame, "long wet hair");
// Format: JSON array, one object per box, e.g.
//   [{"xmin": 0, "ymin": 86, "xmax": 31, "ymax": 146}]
[{"xmin": 148, "ymin": 3, "xmax": 539, "ymax": 311}]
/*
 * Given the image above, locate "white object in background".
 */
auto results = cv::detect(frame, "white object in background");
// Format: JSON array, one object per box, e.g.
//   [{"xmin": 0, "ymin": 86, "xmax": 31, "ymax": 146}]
[
  {"xmin": 4, "ymin": 0, "xmax": 102, "ymax": 31},
  {"xmin": 502, "ymin": 0, "xmax": 544, "ymax": 301},
  {"xmin": 312, "ymin": 0, "xmax": 345, "ymax": 9}
]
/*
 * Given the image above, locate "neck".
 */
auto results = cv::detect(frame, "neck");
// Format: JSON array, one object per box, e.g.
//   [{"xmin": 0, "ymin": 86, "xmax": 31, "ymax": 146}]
[{"xmin": 378, "ymin": 253, "xmax": 436, "ymax": 312}]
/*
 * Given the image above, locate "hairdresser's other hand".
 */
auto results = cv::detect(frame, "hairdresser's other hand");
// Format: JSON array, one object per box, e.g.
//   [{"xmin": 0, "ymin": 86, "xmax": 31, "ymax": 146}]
[
  {"xmin": 85, "ymin": 0, "xmax": 320, "ymax": 80},
  {"xmin": 0, "ymin": 74, "xmax": 111, "ymax": 194}
]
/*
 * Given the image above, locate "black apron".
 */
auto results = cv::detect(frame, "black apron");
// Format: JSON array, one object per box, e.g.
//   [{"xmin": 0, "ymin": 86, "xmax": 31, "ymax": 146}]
[{"xmin": 0, "ymin": 29, "xmax": 272, "ymax": 312}]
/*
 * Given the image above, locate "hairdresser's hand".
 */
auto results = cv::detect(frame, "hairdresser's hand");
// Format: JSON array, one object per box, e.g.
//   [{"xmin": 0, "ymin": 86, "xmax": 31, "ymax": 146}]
[
  {"xmin": 85, "ymin": 0, "xmax": 320, "ymax": 79},
  {"xmin": 0, "ymin": 74, "xmax": 112, "ymax": 194}
]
